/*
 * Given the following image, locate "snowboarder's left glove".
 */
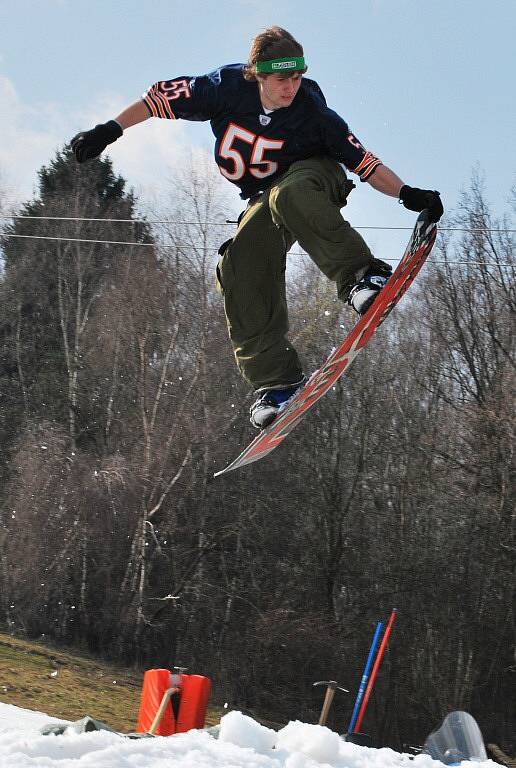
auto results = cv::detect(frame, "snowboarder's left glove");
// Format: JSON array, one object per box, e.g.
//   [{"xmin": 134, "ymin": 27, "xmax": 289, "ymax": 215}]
[
  {"xmin": 70, "ymin": 120, "xmax": 123, "ymax": 163},
  {"xmin": 399, "ymin": 185, "xmax": 444, "ymax": 223}
]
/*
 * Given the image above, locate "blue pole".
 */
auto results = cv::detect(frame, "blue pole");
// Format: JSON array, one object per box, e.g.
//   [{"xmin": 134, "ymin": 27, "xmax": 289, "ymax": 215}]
[{"xmin": 347, "ymin": 621, "xmax": 384, "ymax": 734}]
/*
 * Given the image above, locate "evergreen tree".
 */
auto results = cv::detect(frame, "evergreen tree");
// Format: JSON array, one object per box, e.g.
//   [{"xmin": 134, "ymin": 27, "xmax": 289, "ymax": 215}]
[{"xmin": 0, "ymin": 148, "xmax": 153, "ymax": 457}]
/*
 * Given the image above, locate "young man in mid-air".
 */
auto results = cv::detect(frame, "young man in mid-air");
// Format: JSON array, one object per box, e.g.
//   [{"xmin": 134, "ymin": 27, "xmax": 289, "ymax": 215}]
[{"xmin": 71, "ymin": 26, "xmax": 443, "ymax": 429}]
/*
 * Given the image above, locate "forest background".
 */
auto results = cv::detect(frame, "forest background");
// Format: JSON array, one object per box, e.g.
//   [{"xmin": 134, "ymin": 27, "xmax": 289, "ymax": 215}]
[{"xmin": 0, "ymin": 148, "xmax": 514, "ymax": 753}]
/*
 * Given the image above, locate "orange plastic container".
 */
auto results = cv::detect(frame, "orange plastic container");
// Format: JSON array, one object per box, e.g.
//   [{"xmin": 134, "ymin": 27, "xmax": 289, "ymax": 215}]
[
  {"xmin": 136, "ymin": 668, "xmax": 176, "ymax": 735},
  {"xmin": 176, "ymin": 674, "xmax": 212, "ymax": 733}
]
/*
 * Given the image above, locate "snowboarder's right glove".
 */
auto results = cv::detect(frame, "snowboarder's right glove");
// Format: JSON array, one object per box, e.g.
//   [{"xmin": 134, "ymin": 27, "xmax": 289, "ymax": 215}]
[
  {"xmin": 70, "ymin": 120, "xmax": 123, "ymax": 163},
  {"xmin": 399, "ymin": 185, "xmax": 444, "ymax": 223}
]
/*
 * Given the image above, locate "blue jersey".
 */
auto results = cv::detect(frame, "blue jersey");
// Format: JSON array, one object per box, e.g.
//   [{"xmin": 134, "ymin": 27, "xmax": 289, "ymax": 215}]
[{"xmin": 143, "ymin": 64, "xmax": 382, "ymax": 199}]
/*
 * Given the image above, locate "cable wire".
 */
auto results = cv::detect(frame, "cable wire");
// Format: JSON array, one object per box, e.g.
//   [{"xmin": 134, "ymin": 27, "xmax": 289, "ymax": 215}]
[
  {"xmin": 1, "ymin": 213, "xmax": 515, "ymax": 234},
  {"xmin": 2, "ymin": 232, "xmax": 513, "ymax": 267}
]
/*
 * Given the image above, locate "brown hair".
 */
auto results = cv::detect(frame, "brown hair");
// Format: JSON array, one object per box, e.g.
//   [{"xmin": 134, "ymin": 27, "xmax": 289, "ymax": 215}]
[{"xmin": 243, "ymin": 26, "xmax": 307, "ymax": 81}]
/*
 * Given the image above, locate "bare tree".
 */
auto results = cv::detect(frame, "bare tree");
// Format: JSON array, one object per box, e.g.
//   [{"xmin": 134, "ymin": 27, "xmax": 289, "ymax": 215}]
[{"xmin": 1, "ymin": 162, "xmax": 514, "ymax": 751}]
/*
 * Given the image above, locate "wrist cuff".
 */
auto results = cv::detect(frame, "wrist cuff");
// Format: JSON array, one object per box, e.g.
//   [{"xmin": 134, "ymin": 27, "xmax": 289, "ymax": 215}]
[{"xmin": 105, "ymin": 119, "xmax": 123, "ymax": 141}]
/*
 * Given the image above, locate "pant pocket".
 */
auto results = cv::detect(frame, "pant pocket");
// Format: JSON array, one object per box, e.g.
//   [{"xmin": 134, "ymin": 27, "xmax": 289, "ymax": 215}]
[
  {"xmin": 338, "ymin": 179, "xmax": 356, "ymax": 207},
  {"xmin": 216, "ymin": 238, "xmax": 235, "ymax": 294}
]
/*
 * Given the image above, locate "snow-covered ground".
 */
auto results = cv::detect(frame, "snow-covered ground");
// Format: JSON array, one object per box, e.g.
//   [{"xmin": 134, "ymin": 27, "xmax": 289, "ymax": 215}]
[{"xmin": 0, "ymin": 701, "xmax": 500, "ymax": 768}]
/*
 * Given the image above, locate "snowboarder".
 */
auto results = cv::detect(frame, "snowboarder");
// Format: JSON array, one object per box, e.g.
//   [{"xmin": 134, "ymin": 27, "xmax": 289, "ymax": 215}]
[{"xmin": 70, "ymin": 26, "xmax": 443, "ymax": 429}]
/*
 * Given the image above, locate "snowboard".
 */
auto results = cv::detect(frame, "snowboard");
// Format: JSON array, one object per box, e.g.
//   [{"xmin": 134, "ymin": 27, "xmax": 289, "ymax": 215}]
[{"xmin": 214, "ymin": 211, "xmax": 437, "ymax": 478}]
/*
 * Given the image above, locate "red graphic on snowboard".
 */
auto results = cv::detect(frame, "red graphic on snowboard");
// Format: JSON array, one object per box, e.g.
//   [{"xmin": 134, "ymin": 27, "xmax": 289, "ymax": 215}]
[{"xmin": 215, "ymin": 212, "xmax": 437, "ymax": 477}]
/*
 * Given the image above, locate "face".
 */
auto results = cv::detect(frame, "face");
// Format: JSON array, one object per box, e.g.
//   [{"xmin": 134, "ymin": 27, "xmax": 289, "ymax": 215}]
[{"xmin": 257, "ymin": 72, "xmax": 302, "ymax": 110}]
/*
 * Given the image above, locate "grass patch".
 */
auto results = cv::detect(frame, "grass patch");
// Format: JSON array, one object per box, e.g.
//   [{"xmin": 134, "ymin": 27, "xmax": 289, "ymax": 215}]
[{"xmin": 0, "ymin": 632, "xmax": 222, "ymax": 732}]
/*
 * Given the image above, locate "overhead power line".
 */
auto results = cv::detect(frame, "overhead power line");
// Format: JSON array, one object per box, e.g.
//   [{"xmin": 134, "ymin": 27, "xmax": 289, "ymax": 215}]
[
  {"xmin": 1, "ymin": 214, "xmax": 515, "ymax": 234},
  {"xmin": 1, "ymin": 232, "xmax": 513, "ymax": 267}
]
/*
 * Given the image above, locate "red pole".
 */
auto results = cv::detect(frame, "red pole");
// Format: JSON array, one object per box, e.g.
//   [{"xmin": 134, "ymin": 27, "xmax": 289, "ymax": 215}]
[{"xmin": 354, "ymin": 609, "xmax": 397, "ymax": 733}]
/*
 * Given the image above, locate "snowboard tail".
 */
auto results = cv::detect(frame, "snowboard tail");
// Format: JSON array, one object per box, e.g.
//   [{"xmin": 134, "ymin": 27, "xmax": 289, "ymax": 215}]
[{"xmin": 215, "ymin": 211, "xmax": 437, "ymax": 477}]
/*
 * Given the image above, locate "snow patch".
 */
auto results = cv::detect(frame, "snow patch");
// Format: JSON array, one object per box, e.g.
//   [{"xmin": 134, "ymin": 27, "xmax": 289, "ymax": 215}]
[
  {"xmin": 0, "ymin": 701, "xmax": 502, "ymax": 768},
  {"xmin": 219, "ymin": 710, "xmax": 277, "ymax": 752},
  {"xmin": 276, "ymin": 721, "xmax": 341, "ymax": 763}
]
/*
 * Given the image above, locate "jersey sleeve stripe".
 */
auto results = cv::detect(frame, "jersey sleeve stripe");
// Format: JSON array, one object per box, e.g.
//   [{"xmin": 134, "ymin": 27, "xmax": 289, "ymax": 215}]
[
  {"xmin": 143, "ymin": 94, "xmax": 159, "ymax": 118},
  {"xmin": 352, "ymin": 151, "xmax": 382, "ymax": 181},
  {"xmin": 142, "ymin": 85, "xmax": 176, "ymax": 120},
  {"xmin": 142, "ymin": 90, "xmax": 163, "ymax": 118},
  {"xmin": 360, "ymin": 158, "xmax": 382, "ymax": 181},
  {"xmin": 156, "ymin": 89, "xmax": 176, "ymax": 119}
]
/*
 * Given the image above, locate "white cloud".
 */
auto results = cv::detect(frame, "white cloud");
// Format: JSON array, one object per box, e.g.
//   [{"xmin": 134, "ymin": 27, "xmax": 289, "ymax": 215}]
[
  {"xmin": 0, "ymin": 76, "xmax": 212, "ymax": 208},
  {"xmin": 0, "ymin": 75, "xmax": 62, "ymax": 204},
  {"xmin": 106, "ymin": 110, "xmax": 197, "ymax": 200}
]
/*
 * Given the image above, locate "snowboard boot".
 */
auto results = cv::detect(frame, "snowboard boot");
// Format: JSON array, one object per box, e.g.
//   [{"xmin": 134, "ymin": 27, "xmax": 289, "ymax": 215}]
[
  {"xmin": 250, "ymin": 378, "xmax": 306, "ymax": 429},
  {"xmin": 347, "ymin": 258, "xmax": 393, "ymax": 316}
]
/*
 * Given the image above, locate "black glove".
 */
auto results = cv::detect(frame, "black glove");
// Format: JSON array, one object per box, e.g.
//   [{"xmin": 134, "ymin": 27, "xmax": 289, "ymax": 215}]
[
  {"xmin": 399, "ymin": 185, "xmax": 444, "ymax": 223},
  {"xmin": 70, "ymin": 120, "xmax": 123, "ymax": 163}
]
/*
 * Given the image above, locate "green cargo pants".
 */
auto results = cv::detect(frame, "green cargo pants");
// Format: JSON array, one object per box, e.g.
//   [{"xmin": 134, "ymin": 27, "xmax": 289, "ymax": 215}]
[{"xmin": 216, "ymin": 156, "xmax": 373, "ymax": 391}]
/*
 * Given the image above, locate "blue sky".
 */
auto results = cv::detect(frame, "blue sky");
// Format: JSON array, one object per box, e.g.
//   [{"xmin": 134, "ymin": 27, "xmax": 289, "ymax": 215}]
[{"xmin": 1, "ymin": 0, "xmax": 515, "ymax": 257}]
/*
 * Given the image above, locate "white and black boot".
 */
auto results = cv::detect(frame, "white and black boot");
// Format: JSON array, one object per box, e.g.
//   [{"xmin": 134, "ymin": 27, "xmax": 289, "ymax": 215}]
[
  {"xmin": 250, "ymin": 378, "xmax": 306, "ymax": 429},
  {"xmin": 347, "ymin": 258, "xmax": 393, "ymax": 316}
]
